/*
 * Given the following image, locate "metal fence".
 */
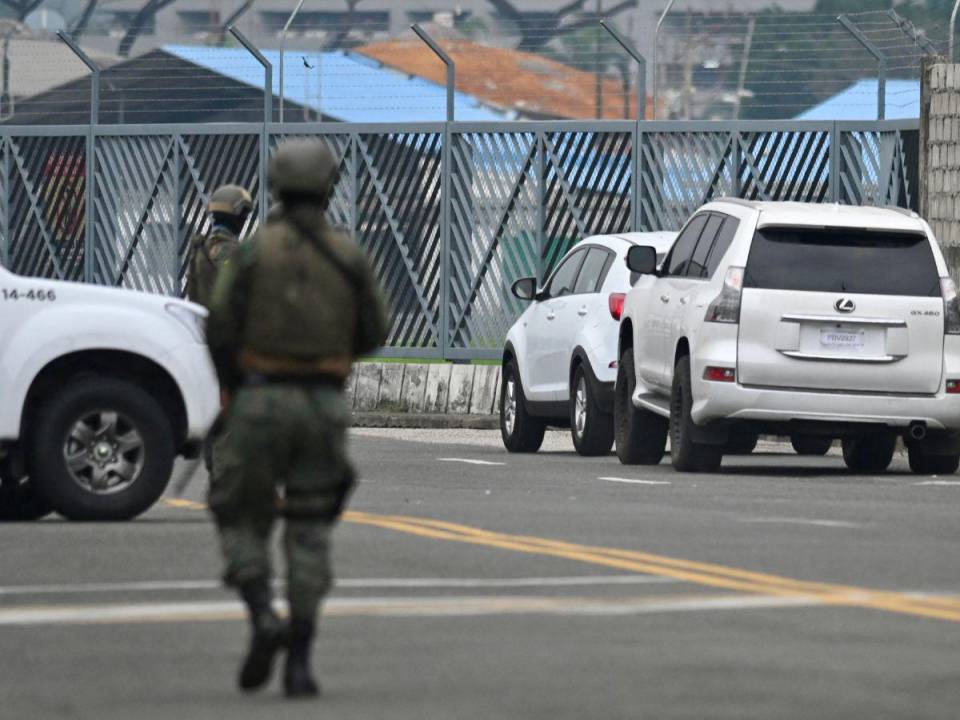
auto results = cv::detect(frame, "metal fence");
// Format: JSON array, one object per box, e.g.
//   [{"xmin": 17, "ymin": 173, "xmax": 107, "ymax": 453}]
[{"xmin": 0, "ymin": 118, "xmax": 919, "ymax": 360}]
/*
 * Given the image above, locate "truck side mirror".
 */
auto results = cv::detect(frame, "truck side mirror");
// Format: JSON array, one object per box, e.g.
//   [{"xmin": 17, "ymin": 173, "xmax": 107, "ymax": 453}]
[
  {"xmin": 626, "ymin": 245, "xmax": 658, "ymax": 275},
  {"xmin": 511, "ymin": 277, "xmax": 538, "ymax": 301}
]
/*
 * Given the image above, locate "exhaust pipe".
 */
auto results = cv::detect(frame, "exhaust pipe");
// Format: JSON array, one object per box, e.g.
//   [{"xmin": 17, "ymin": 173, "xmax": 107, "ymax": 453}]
[{"xmin": 908, "ymin": 421, "xmax": 927, "ymax": 441}]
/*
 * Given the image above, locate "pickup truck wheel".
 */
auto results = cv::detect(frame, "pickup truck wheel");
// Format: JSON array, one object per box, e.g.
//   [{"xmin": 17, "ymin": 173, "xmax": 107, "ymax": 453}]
[
  {"xmin": 27, "ymin": 377, "xmax": 175, "ymax": 521},
  {"xmin": 0, "ymin": 476, "xmax": 53, "ymax": 521},
  {"xmin": 907, "ymin": 447, "xmax": 960, "ymax": 475},
  {"xmin": 500, "ymin": 361, "xmax": 545, "ymax": 453},
  {"xmin": 614, "ymin": 349, "xmax": 667, "ymax": 465},
  {"xmin": 570, "ymin": 366, "xmax": 613, "ymax": 457},
  {"xmin": 670, "ymin": 356, "xmax": 723, "ymax": 473},
  {"xmin": 841, "ymin": 433, "xmax": 895, "ymax": 474},
  {"xmin": 791, "ymin": 435, "xmax": 833, "ymax": 456}
]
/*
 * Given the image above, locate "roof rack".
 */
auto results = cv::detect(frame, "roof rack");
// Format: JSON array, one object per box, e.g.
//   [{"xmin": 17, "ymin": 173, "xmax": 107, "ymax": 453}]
[{"xmin": 712, "ymin": 197, "xmax": 761, "ymax": 210}]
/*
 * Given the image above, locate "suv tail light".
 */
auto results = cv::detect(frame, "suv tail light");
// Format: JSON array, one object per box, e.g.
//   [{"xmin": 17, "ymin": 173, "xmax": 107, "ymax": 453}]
[
  {"xmin": 609, "ymin": 292, "xmax": 626, "ymax": 321},
  {"xmin": 941, "ymin": 277, "xmax": 960, "ymax": 335},
  {"xmin": 705, "ymin": 267, "xmax": 744, "ymax": 324}
]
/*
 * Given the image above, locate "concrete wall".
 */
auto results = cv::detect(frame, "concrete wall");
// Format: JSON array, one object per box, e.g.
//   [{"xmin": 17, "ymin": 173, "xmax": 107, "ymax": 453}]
[
  {"xmin": 346, "ymin": 363, "xmax": 500, "ymax": 415},
  {"xmin": 920, "ymin": 56, "xmax": 960, "ymax": 277}
]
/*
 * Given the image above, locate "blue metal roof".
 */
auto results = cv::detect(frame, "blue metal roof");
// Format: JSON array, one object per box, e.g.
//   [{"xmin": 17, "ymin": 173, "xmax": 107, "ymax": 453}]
[
  {"xmin": 795, "ymin": 79, "xmax": 919, "ymax": 121},
  {"xmin": 163, "ymin": 45, "xmax": 509, "ymax": 123}
]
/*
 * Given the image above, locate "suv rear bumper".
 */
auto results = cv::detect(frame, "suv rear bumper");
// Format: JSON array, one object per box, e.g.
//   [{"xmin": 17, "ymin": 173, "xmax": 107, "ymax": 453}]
[{"xmin": 692, "ymin": 380, "xmax": 960, "ymax": 431}]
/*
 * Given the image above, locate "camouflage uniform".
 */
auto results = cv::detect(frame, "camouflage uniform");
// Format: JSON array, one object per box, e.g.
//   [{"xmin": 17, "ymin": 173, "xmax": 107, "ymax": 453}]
[
  {"xmin": 206, "ymin": 141, "xmax": 388, "ymax": 698},
  {"xmin": 185, "ymin": 185, "xmax": 252, "ymax": 476},
  {"xmin": 186, "ymin": 184, "xmax": 252, "ymax": 309}
]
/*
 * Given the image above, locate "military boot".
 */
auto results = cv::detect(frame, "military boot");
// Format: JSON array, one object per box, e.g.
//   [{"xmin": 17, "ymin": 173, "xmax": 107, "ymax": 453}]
[
  {"xmin": 238, "ymin": 579, "xmax": 286, "ymax": 691},
  {"xmin": 284, "ymin": 618, "xmax": 320, "ymax": 698}
]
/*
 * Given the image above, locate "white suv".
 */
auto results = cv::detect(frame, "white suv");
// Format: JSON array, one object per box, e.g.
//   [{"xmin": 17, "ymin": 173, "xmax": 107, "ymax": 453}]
[
  {"xmin": 0, "ymin": 266, "xmax": 219, "ymax": 520},
  {"xmin": 616, "ymin": 200, "xmax": 960, "ymax": 474},
  {"xmin": 501, "ymin": 232, "xmax": 676, "ymax": 455}
]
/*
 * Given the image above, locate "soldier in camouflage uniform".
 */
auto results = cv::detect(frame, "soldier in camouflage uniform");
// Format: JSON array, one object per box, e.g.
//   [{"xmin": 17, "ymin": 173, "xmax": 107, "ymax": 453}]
[
  {"xmin": 186, "ymin": 185, "xmax": 252, "ymax": 308},
  {"xmin": 186, "ymin": 185, "xmax": 252, "ymax": 476},
  {"xmin": 206, "ymin": 141, "xmax": 388, "ymax": 698}
]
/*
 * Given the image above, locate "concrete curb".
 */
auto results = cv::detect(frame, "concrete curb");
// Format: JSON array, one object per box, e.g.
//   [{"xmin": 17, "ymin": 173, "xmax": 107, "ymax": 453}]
[{"xmin": 348, "ymin": 362, "xmax": 499, "ymax": 416}]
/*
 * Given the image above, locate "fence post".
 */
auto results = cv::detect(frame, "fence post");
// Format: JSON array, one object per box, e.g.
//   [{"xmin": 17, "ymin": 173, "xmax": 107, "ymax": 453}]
[
  {"xmin": 229, "ymin": 26, "xmax": 271, "ymax": 225},
  {"xmin": 536, "ymin": 131, "xmax": 546, "ymax": 283},
  {"xmin": 829, "ymin": 121, "xmax": 841, "ymax": 203},
  {"xmin": 601, "ymin": 18, "xmax": 646, "ymax": 121},
  {"xmin": 1, "ymin": 137, "xmax": 8, "ymax": 269},
  {"xmin": 837, "ymin": 15, "xmax": 887, "ymax": 121},
  {"xmin": 57, "ymin": 30, "xmax": 99, "ymax": 283},
  {"xmin": 279, "ymin": 0, "xmax": 306, "ymax": 125},
  {"xmin": 411, "ymin": 23, "xmax": 454, "ymax": 358},
  {"xmin": 411, "ymin": 23, "xmax": 455, "ymax": 123},
  {"xmin": 172, "ymin": 132, "xmax": 181, "ymax": 296},
  {"xmin": 885, "ymin": 9, "xmax": 939, "ymax": 56}
]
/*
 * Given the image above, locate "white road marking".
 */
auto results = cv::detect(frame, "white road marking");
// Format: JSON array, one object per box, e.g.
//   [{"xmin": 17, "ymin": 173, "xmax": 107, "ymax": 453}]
[
  {"xmin": 913, "ymin": 480, "xmax": 960, "ymax": 486},
  {"xmin": 741, "ymin": 517, "xmax": 863, "ymax": 529},
  {"xmin": 598, "ymin": 477, "xmax": 672, "ymax": 486},
  {"xmin": 0, "ymin": 594, "xmax": 822, "ymax": 626},
  {"xmin": 0, "ymin": 575, "xmax": 674, "ymax": 596},
  {"xmin": 437, "ymin": 457, "xmax": 506, "ymax": 466}
]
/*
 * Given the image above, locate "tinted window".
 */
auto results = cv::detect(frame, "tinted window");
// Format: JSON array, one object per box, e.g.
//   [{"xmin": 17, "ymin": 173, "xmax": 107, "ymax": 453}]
[
  {"xmin": 546, "ymin": 250, "xmax": 587, "ymax": 298},
  {"xmin": 687, "ymin": 214, "xmax": 724, "ymax": 278},
  {"xmin": 573, "ymin": 248, "xmax": 613, "ymax": 294},
  {"xmin": 744, "ymin": 227, "xmax": 940, "ymax": 297},
  {"xmin": 665, "ymin": 215, "xmax": 708, "ymax": 277},
  {"xmin": 704, "ymin": 216, "xmax": 739, "ymax": 279}
]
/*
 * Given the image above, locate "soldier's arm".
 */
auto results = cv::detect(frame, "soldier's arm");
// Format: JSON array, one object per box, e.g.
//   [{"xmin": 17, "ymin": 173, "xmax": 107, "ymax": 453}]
[
  {"xmin": 353, "ymin": 253, "xmax": 389, "ymax": 357},
  {"xmin": 206, "ymin": 240, "xmax": 256, "ymax": 392}
]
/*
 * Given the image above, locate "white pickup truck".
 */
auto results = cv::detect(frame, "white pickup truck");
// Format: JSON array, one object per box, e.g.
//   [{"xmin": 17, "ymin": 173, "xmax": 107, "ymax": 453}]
[{"xmin": 0, "ymin": 264, "xmax": 220, "ymax": 521}]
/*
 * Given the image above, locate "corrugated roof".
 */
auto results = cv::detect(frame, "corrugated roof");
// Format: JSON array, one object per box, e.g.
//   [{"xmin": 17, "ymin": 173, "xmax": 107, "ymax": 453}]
[
  {"xmin": 163, "ymin": 44, "xmax": 509, "ymax": 123},
  {"xmin": 795, "ymin": 79, "xmax": 919, "ymax": 121},
  {"xmin": 356, "ymin": 39, "xmax": 648, "ymax": 120}
]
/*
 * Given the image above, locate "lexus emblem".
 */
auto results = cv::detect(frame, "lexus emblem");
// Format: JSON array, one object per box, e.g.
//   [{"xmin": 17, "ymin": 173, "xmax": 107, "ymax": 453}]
[{"xmin": 835, "ymin": 298, "xmax": 856, "ymax": 313}]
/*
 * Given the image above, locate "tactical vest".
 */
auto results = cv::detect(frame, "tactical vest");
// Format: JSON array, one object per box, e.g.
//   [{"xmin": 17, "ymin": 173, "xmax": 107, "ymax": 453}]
[
  {"xmin": 242, "ymin": 220, "xmax": 362, "ymax": 360},
  {"xmin": 187, "ymin": 227, "xmax": 239, "ymax": 309}
]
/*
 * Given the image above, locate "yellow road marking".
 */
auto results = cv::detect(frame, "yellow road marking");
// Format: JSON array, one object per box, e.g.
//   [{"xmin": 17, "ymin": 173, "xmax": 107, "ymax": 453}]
[
  {"xmin": 159, "ymin": 500, "xmax": 960, "ymax": 623},
  {"xmin": 161, "ymin": 498, "xmax": 207, "ymax": 510},
  {"xmin": 345, "ymin": 512, "xmax": 960, "ymax": 624}
]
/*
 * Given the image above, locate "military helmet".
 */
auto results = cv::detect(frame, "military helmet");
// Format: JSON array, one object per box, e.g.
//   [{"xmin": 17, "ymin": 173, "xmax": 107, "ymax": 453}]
[
  {"xmin": 268, "ymin": 141, "xmax": 340, "ymax": 200},
  {"xmin": 207, "ymin": 184, "xmax": 253, "ymax": 219}
]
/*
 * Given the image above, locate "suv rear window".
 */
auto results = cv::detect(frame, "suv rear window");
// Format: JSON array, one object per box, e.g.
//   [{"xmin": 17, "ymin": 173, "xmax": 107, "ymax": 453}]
[{"xmin": 744, "ymin": 226, "xmax": 941, "ymax": 297}]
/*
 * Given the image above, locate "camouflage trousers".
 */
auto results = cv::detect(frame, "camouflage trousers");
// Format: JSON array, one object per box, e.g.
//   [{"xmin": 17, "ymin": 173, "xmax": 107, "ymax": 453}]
[{"xmin": 208, "ymin": 382, "xmax": 354, "ymax": 622}]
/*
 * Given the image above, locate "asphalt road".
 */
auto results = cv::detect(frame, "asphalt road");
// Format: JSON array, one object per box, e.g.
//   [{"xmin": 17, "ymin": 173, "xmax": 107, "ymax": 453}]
[{"xmin": 1, "ymin": 429, "xmax": 959, "ymax": 720}]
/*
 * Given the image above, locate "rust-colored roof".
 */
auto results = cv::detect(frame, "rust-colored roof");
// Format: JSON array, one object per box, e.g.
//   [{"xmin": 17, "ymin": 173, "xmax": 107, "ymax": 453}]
[{"xmin": 357, "ymin": 39, "xmax": 651, "ymax": 121}]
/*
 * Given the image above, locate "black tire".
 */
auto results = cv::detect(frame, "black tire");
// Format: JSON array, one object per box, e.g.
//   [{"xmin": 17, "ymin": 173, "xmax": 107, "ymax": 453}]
[
  {"xmin": 670, "ymin": 355, "xmax": 723, "ymax": 473},
  {"xmin": 27, "ymin": 377, "xmax": 176, "ymax": 521},
  {"xmin": 841, "ymin": 433, "xmax": 896, "ymax": 474},
  {"xmin": 570, "ymin": 365, "xmax": 614, "ymax": 457},
  {"xmin": 907, "ymin": 447, "xmax": 960, "ymax": 475},
  {"xmin": 726, "ymin": 433, "xmax": 759, "ymax": 455},
  {"xmin": 791, "ymin": 434, "xmax": 833, "ymax": 456},
  {"xmin": 500, "ymin": 360, "xmax": 546, "ymax": 453},
  {"xmin": 0, "ymin": 476, "xmax": 53, "ymax": 521},
  {"xmin": 614, "ymin": 349, "xmax": 668, "ymax": 465}
]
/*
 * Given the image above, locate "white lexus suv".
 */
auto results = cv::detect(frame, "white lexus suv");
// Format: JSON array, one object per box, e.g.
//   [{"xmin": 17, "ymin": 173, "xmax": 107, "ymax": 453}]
[
  {"xmin": 501, "ymin": 232, "xmax": 675, "ymax": 456},
  {"xmin": 615, "ymin": 199, "xmax": 960, "ymax": 474}
]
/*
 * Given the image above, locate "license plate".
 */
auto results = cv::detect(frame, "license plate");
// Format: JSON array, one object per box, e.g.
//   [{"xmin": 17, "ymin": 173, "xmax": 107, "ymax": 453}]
[{"xmin": 820, "ymin": 326, "xmax": 864, "ymax": 350}]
